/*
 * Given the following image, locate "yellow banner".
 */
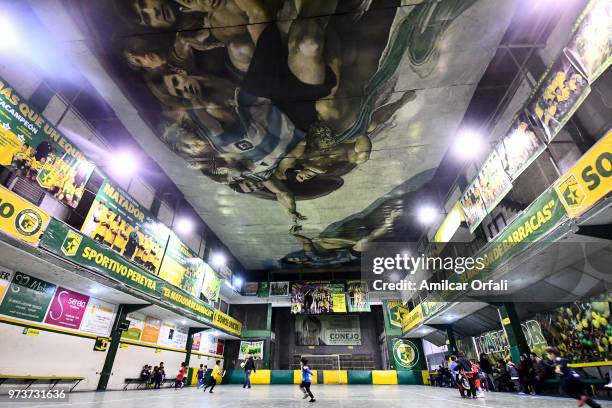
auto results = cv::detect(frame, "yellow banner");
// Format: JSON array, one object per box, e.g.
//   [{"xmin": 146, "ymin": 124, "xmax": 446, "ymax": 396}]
[
  {"xmin": 554, "ymin": 130, "xmax": 612, "ymax": 218},
  {"xmin": 0, "ymin": 186, "xmax": 49, "ymax": 245},
  {"xmin": 401, "ymin": 304, "xmax": 424, "ymax": 334},
  {"xmin": 212, "ymin": 310, "xmax": 242, "ymax": 336}
]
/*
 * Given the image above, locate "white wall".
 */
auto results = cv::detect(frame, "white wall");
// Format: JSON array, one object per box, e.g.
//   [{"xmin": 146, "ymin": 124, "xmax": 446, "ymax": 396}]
[
  {"xmin": 0, "ymin": 322, "xmax": 107, "ymax": 391},
  {"xmin": 0, "ymin": 322, "xmax": 221, "ymax": 392}
]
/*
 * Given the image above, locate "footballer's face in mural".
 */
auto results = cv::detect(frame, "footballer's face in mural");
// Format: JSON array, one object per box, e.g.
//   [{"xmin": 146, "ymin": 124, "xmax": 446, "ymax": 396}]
[{"xmin": 71, "ymin": 0, "xmax": 515, "ymax": 269}]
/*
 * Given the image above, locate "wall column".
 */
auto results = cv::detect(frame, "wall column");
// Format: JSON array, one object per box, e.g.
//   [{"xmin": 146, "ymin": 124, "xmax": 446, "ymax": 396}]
[
  {"xmin": 185, "ymin": 327, "xmax": 207, "ymax": 366},
  {"xmin": 499, "ymin": 303, "xmax": 529, "ymax": 363},
  {"xmin": 97, "ymin": 304, "xmax": 148, "ymax": 391}
]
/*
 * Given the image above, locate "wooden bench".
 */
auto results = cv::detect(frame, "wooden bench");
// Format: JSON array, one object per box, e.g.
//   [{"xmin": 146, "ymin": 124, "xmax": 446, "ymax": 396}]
[
  {"xmin": 0, "ymin": 375, "xmax": 84, "ymax": 392},
  {"xmin": 123, "ymin": 378, "xmax": 174, "ymax": 390}
]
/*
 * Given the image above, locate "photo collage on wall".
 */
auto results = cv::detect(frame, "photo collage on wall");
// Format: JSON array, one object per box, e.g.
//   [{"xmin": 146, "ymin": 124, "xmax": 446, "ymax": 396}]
[{"xmin": 290, "ymin": 282, "xmax": 347, "ymax": 314}]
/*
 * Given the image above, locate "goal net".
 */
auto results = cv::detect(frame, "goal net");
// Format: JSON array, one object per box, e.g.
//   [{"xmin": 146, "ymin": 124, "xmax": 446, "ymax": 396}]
[{"xmin": 299, "ymin": 354, "xmax": 341, "ymax": 384}]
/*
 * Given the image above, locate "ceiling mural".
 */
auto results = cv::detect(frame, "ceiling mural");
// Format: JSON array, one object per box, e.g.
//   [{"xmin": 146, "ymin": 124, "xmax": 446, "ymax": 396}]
[{"xmin": 69, "ymin": 0, "xmax": 517, "ymax": 270}]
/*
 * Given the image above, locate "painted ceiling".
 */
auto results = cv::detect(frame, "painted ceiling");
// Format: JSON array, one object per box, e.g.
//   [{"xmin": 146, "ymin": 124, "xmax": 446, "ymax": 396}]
[{"xmin": 67, "ymin": 0, "xmax": 517, "ymax": 270}]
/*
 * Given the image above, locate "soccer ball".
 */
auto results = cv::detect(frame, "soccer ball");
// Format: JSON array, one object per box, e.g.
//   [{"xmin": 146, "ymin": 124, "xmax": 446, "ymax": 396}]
[{"xmin": 240, "ymin": 362, "xmax": 246, "ymax": 368}]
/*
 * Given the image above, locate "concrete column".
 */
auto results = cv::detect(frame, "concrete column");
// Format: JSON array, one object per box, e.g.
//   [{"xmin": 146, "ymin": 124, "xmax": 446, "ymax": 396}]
[{"xmin": 499, "ymin": 303, "xmax": 530, "ymax": 363}]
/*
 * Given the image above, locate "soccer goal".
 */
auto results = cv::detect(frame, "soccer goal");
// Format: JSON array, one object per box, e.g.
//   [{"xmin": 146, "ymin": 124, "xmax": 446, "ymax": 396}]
[{"xmin": 300, "ymin": 354, "xmax": 342, "ymax": 384}]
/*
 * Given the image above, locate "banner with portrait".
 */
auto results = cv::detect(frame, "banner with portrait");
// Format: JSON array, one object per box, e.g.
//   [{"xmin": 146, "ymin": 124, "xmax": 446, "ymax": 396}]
[
  {"xmin": 564, "ymin": 0, "xmax": 612, "ymax": 83},
  {"xmin": 295, "ymin": 315, "xmax": 361, "ymax": 346},
  {"xmin": 460, "ymin": 149, "xmax": 513, "ymax": 232},
  {"xmin": 158, "ymin": 234, "xmax": 206, "ymax": 298},
  {"xmin": 290, "ymin": 282, "xmax": 347, "ymax": 314},
  {"xmin": 81, "ymin": 179, "xmax": 170, "ymax": 274},
  {"xmin": 497, "ymin": 113, "xmax": 546, "ymax": 180},
  {"xmin": 0, "ymin": 76, "xmax": 94, "ymax": 208},
  {"xmin": 200, "ymin": 262, "xmax": 222, "ymax": 302},
  {"xmin": 527, "ymin": 55, "xmax": 590, "ymax": 142},
  {"xmin": 347, "ymin": 281, "xmax": 370, "ymax": 312}
]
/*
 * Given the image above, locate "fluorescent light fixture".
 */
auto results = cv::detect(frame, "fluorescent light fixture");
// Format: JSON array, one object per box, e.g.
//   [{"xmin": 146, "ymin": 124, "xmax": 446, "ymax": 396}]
[
  {"xmin": 89, "ymin": 287, "xmax": 99, "ymax": 294},
  {"xmin": 212, "ymin": 253, "xmax": 226, "ymax": 267},
  {"xmin": 0, "ymin": 16, "xmax": 18, "ymax": 51},
  {"xmin": 181, "ymin": 320, "xmax": 187, "ymax": 325},
  {"xmin": 175, "ymin": 217, "xmax": 193, "ymax": 234},
  {"xmin": 417, "ymin": 205, "xmax": 438, "ymax": 225},
  {"xmin": 111, "ymin": 150, "xmax": 138, "ymax": 176},
  {"xmin": 454, "ymin": 129, "xmax": 485, "ymax": 160}
]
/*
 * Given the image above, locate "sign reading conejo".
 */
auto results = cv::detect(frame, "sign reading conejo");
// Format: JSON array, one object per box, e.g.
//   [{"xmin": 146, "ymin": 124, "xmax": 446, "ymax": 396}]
[
  {"xmin": 41, "ymin": 218, "xmax": 164, "ymax": 297},
  {"xmin": 0, "ymin": 76, "xmax": 94, "ymax": 208}
]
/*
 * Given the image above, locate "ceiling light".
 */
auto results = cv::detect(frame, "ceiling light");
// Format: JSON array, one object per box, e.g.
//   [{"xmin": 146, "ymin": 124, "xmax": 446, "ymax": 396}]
[
  {"xmin": 454, "ymin": 129, "xmax": 485, "ymax": 160},
  {"xmin": 212, "ymin": 253, "xmax": 226, "ymax": 267},
  {"xmin": 175, "ymin": 217, "xmax": 193, "ymax": 234},
  {"xmin": 417, "ymin": 205, "xmax": 438, "ymax": 225}
]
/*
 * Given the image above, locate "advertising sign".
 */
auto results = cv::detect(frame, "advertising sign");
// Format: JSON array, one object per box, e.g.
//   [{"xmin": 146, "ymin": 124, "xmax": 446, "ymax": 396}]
[
  {"xmin": 239, "ymin": 340, "xmax": 264, "ymax": 360},
  {"xmin": 81, "ymin": 179, "xmax": 170, "ymax": 274},
  {"xmin": 528, "ymin": 55, "xmax": 590, "ymax": 142},
  {"xmin": 295, "ymin": 315, "xmax": 361, "ymax": 346},
  {"xmin": 0, "ymin": 272, "xmax": 55, "ymax": 322},
  {"xmin": 564, "ymin": 0, "xmax": 612, "ymax": 82},
  {"xmin": 0, "ymin": 185, "xmax": 49, "ymax": 245},
  {"xmin": 347, "ymin": 281, "xmax": 370, "ymax": 312},
  {"xmin": 291, "ymin": 282, "xmax": 347, "ymax": 314},
  {"xmin": 141, "ymin": 316, "xmax": 162, "ymax": 343},
  {"xmin": 554, "ymin": 129, "xmax": 612, "ymax": 218},
  {"xmin": 0, "ymin": 267, "xmax": 14, "ymax": 304},
  {"xmin": 159, "ymin": 234, "xmax": 206, "ymax": 298},
  {"xmin": 41, "ymin": 219, "xmax": 165, "ymax": 297},
  {"xmin": 121, "ymin": 312, "xmax": 145, "ymax": 340},
  {"xmin": 43, "ymin": 286, "xmax": 89, "ymax": 329},
  {"xmin": 200, "ymin": 263, "xmax": 222, "ymax": 302},
  {"xmin": 80, "ymin": 298, "xmax": 116, "ymax": 337},
  {"xmin": 0, "ymin": 76, "xmax": 94, "ymax": 208}
]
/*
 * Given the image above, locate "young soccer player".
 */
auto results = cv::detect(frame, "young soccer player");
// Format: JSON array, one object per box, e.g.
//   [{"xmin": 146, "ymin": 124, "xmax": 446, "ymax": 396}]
[
  {"xmin": 299, "ymin": 358, "xmax": 316, "ymax": 402},
  {"xmin": 546, "ymin": 347, "xmax": 601, "ymax": 408}
]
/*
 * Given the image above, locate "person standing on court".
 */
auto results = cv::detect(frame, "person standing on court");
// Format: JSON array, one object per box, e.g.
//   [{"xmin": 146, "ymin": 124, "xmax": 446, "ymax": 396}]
[
  {"xmin": 243, "ymin": 355, "xmax": 256, "ymax": 389},
  {"xmin": 175, "ymin": 362, "xmax": 187, "ymax": 389},
  {"xmin": 299, "ymin": 358, "xmax": 316, "ymax": 402}
]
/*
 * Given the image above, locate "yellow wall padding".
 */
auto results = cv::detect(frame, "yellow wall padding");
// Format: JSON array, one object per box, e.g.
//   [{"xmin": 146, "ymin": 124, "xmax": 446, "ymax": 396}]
[
  {"xmin": 323, "ymin": 370, "xmax": 348, "ymax": 384},
  {"xmin": 372, "ymin": 370, "xmax": 398, "ymax": 385}
]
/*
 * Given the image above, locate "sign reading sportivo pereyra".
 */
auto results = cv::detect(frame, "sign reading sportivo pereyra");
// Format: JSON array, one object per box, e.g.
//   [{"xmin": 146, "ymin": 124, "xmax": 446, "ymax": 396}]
[{"xmin": 40, "ymin": 218, "xmax": 164, "ymax": 297}]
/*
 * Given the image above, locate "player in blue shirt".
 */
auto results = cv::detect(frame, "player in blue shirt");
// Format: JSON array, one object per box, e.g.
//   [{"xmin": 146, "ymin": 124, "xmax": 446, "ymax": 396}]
[
  {"xmin": 299, "ymin": 358, "xmax": 316, "ymax": 402},
  {"xmin": 546, "ymin": 347, "xmax": 601, "ymax": 408}
]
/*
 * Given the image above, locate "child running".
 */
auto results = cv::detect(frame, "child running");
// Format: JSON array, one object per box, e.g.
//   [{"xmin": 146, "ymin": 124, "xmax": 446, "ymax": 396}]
[
  {"xmin": 546, "ymin": 347, "xmax": 601, "ymax": 408},
  {"xmin": 175, "ymin": 362, "xmax": 187, "ymax": 389},
  {"xmin": 203, "ymin": 360, "xmax": 225, "ymax": 394},
  {"xmin": 299, "ymin": 358, "xmax": 316, "ymax": 402}
]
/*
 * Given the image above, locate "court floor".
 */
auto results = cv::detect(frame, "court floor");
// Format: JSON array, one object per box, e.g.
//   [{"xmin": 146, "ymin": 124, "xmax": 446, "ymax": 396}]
[{"xmin": 1, "ymin": 385, "xmax": 610, "ymax": 408}]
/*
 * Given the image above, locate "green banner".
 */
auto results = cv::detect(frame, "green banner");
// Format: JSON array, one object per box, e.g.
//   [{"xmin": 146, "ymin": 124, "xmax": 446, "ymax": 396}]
[
  {"xmin": 0, "ymin": 272, "xmax": 56, "ymax": 322},
  {"xmin": 41, "ymin": 218, "xmax": 164, "ymax": 297},
  {"xmin": 160, "ymin": 285, "xmax": 214, "ymax": 322},
  {"xmin": 81, "ymin": 179, "xmax": 170, "ymax": 274},
  {"xmin": 0, "ymin": 76, "xmax": 94, "ymax": 208},
  {"xmin": 462, "ymin": 185, "xmax": 567, "ymax": 283}
]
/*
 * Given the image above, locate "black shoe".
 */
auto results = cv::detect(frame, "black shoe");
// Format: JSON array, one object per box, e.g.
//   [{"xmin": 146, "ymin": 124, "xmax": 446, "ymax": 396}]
[
  {"xmin": 309, "ymin": 399, "xmax": 316, "ymax": 402},
  {"xmin": 209, "ymin": 391, "xmax": 214, "ymax": 394}
]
